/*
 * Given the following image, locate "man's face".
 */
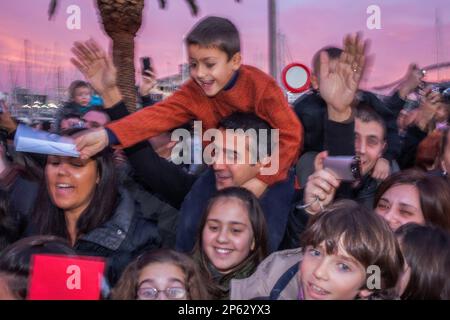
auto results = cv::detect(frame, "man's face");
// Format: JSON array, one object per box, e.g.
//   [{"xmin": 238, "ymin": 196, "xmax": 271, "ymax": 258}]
[
  {"xmin": 82, "ymin": 111, "xmax": 109, "ymax": 128},
  {"xmin": 188, "ymin": 44, "xmax": 241, "ymax": 97},
  {"xmin": 212, "ymin": 129, "xmax": 262, "ymax": 190},
  {"xmin": 354, "ymin": 118, "xmax": 386, "ymax": 176}
]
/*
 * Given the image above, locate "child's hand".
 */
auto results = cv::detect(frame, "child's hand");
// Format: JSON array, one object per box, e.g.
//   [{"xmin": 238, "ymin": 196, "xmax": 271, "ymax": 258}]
[
  {"xmin": 71, "ymin": 39, "xmax": 117, "ymax": 95},
  {"xmin": 319, "ymin": 33, "xmax": 368, "ymax": 112},
  {"xmin": 74, "ymin": 128, "xmax": 109, "ymax": 160},
  {"xmin": 371, "ymin": 158, "xmax": 390, "ymax": 181},
  {"xmin": 242, "ymin": 178, "xmax": 268, "ymax": 198},
  {"xmin": 139, "ymin": 70, "xmax": 157, "ymax": 96}
]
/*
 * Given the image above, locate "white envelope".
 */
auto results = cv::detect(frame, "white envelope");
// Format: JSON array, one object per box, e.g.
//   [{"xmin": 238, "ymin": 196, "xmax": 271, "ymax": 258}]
[{"xmin": 14, "ymin": 124, "xmax": 80, "ymax": 157}]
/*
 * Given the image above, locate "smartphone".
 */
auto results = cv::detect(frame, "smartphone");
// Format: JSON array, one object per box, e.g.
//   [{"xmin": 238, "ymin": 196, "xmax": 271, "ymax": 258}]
[
  {"xmin": 323, "ymin": 156, "xmax": 361, "ymax": 182},
  {"xmin": 141, "ymin": 57, "xmax": 153, "ymax": 75}
]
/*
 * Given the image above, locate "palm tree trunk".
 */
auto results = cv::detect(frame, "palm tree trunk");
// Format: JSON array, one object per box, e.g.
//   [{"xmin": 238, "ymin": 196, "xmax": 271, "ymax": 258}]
[{"xmin": 110, "ymin": 32, "xmax": 137, "ymax": 113}]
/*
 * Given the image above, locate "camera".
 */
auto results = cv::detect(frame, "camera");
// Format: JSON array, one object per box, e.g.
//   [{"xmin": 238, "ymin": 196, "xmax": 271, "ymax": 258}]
[{"xmin": 323, "ymin": 156, "xmax": 361, "ymax": 182}]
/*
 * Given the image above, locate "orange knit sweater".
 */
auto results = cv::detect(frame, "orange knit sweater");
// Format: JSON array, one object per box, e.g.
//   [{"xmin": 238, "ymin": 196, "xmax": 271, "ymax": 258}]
[{"xmin": 107, "ymin": 65, "xmax": 303, "ymax": 185}]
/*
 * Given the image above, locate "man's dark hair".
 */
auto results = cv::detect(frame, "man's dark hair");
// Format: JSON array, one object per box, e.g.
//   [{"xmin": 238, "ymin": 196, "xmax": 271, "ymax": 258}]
[
  {"xmin": 355, "ymin": 103, "xmax": 387, "ymax": 141},
  {"xmin": 218, "ymin": 112, "xmax": 273, "ymax": 158},
  {"xmin": 186, "ymin": 16, "xmax": 240, "ymax": 60},
  {"xmin": 312, "ymin": 46, "xmax": 343, "ymax": 75}
]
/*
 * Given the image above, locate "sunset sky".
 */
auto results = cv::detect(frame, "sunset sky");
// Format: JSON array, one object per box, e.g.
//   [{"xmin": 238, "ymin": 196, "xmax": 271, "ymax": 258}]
[{"xmin": 1, "ymin": 0, "xmax": 449, "ymax": 96}]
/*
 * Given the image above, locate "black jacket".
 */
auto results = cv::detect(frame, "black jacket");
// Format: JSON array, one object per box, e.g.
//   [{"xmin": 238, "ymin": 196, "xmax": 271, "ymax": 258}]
[
  {"xmin": 7, "ymin": 174, "xmax": 161, "ymax": 287},
  {"xmin": 293, "ymin": 90, "xmax": 405, "ymax": 161},
  {"xmin": 73, "ymin": 187, "xmax": 161, "ymax": 286}
]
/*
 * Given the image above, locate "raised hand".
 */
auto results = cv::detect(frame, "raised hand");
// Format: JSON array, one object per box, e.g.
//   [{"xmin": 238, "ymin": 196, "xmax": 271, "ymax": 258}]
[
  {"xmin": 416, "ymin": 87, "xmax": 442, "ymax": 131},
  {"xmin": 71, "ymin": 39, "xmax": 117, "ymax": 95},
  {"xmin": 139, "ymin": 70, "xmax": 157, "ymax": 96},
  {"xmin": 398, "ymin": 63, "xmax": 425, "ymax": 99},
  {"xmin": 319, "ymin": 33, "xmax": 368, "ymax": 114}
]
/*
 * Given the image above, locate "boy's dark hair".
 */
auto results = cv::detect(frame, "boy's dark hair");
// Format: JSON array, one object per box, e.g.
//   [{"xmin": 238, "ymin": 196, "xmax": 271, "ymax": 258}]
[
  {"xmin": 186, "ymin": 16, "xmax": 240, "ymax": 60},
  {"xmin": 312, "ymin": 46, "xmax": 343, "ymax": 75},
  {"xmin": 355, "ymin": 103, "xmax": 387, "ymax": 141},
  {"xmin": 218, "ymin": 112, "xmax": 274, "ymax": 159},
  {"xmin": 301, "ymin": 200, "xmax": 404, "ymax": 299},
  {"xmin": 395, "ymin": 223, "xmax": 450, "ymax": 300}
]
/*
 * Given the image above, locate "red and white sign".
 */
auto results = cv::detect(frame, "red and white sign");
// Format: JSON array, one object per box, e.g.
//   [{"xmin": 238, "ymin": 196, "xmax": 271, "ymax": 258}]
[
  {"xmin": 281, "ymin": 63, "xmax": 311, "ymax": 93},
  {"xmin": 28, "ymin": 254, "xmax": 106, "ymax": 300}
]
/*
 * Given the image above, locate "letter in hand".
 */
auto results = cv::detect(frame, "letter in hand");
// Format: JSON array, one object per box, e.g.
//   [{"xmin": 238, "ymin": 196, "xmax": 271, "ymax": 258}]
[
  {"xmin": 319, "ymin": 33, "xmax": 369, "ymax": 112},
  {"xmin": 73, "ymin": 128, "xmax": 109, "ymax": 160}
]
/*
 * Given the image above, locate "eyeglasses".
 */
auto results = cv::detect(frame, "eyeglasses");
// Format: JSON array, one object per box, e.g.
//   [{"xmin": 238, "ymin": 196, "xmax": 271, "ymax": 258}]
[{"xmin": 137, "ymin": 287, "xmax": 187, "ymax": 300}]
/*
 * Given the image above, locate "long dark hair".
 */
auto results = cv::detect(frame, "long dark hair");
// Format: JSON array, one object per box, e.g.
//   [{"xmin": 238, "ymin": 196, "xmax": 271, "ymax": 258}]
[
  {"xmin": 32, "ymin": 128, "xmax": 118, "ymax": 240},
  {"xmin": 396, "ymin": 223, "xmax": 450, "ymax": 300},
  {"xmin": 192, "ymin": 187, "xmax": 268, "ymax": 298}
]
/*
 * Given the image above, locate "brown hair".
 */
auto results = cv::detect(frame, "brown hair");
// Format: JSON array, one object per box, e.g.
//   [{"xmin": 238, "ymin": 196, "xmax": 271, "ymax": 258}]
[
  {"xmin": 111, "ymin": 249, "xmax": 210, "ymax": 300},
  {"xmin": 374, "ymin": 169, "xmax": 450, "ymax": 231},
  {"xmin": 396, "ymin": 223, "xmax": 450, "ymax": 300},
  {"xmin": 416, "ymin": 130, "xmax": 443, "ymax": 171},
  {"xmin": 300, "ymin": 200, "xmax": 404, "ymax": 298}
]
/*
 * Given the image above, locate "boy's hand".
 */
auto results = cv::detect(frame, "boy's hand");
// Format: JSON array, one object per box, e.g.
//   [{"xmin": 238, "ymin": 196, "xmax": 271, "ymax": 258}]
[
  {"xmin": 71, "ymin": 39, "xmax": 117, "ymax": 96},
  {"xmin": 371, "ymin": 157, "xmax": 390, "ymax": 181},
  {"xmin": 140, "ymin": 70, "xmax": 158, "ymax": 96},
  {"xmin": 304, "ymin": 151, "xmax": 341, "ymax": 215},
  {"xmin": 242, "ymin": 178, "xmax": 268, "ymax": 198},
  {"xmin": 74, "ymin": 128, "xmax": 109, "ymax": 160},
  {"xmin": 319, "ymin": 33, "xmax": 368, "ymax": 113}
]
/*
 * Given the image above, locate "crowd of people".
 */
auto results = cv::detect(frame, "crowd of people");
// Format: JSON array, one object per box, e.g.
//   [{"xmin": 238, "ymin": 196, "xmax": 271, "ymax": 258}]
[{"xmin": 0, "ymin": 16, "xmax": 449, "ymax": 300}]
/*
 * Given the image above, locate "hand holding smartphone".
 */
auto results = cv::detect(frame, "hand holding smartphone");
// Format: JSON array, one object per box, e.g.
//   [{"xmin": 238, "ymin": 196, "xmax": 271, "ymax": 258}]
[
  {"xmin": 323, "ymin": 156, "xmax": 361, "ymax": 182},
  {"xmin": 141, "ymin": 56, "xmax": 153, "ymax": 75}
]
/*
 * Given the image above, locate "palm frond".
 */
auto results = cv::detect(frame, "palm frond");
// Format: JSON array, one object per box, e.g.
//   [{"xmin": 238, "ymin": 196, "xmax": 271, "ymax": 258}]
[
  {"xmin": 157, "ymin": 0, "xmax": 166, "ymax": 10},
  {"xmin": 48, "ymin": 0, "xmax": 58, "ymax": 20}
]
